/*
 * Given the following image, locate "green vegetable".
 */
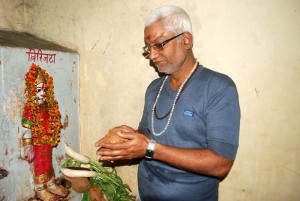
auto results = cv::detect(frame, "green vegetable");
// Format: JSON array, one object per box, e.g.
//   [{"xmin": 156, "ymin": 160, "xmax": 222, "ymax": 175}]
[{"xmin": 61, "ymin": 158, "xmax": 135, "ymax": 201}]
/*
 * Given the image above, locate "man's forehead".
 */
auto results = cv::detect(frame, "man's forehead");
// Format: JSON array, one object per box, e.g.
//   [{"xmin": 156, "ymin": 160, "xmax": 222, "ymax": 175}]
[{"xmin": 144, "ymin": 20, "xmax": 166, "ymax": 40}]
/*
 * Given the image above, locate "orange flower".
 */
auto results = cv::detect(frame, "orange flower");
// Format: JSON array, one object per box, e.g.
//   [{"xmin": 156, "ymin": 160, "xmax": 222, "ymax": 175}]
[{"xmin": 24, "ymin": 64, "xmax": 62, "ymax": 147}]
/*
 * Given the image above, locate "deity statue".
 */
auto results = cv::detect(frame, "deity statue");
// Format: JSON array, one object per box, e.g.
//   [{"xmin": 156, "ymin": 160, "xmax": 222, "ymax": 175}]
[{"xmin": 21, "ymin": 64, "xmax": 69, "ymax": 201}]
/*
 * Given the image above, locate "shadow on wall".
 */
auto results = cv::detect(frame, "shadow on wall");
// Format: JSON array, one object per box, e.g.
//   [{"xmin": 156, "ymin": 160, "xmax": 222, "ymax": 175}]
[{"xmin": 0, "ymin": 29, "xmax": 76, "ymax": 52}]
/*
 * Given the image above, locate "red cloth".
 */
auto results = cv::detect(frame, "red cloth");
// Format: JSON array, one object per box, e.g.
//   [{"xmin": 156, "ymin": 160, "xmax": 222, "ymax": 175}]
[
  {"xmin": 34, "ymin": 144, "xmax": 53, "ymax": 176},
  {"xmin": 23, "ymin": 106, "xmax": 50, "ymax": 136},
  {"xmin": 22, "ymin": 106, "xmax": 53, "ymax": 179}
]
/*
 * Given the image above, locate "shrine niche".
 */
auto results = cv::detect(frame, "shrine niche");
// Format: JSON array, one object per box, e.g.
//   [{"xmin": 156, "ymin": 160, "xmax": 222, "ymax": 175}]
[
  {"xmin": 0, "ymin": 30, "xmax": 80, "ymax": 200},
  {"xmin": 22, "ymin": 64, "xmax": 69, "ymax": 200}
]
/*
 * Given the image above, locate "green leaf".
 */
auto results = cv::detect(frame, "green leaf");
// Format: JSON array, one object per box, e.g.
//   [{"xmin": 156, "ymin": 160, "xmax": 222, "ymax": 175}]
[{"xmin": 82, "ymin": 189, "xmax": 90, "ymax": 201}]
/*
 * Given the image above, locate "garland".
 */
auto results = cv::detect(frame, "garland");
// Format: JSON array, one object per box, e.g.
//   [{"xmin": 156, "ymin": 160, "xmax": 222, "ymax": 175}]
[{"xmin": 24, "ymin": 64, "xmax": 62, "ymax": 146}]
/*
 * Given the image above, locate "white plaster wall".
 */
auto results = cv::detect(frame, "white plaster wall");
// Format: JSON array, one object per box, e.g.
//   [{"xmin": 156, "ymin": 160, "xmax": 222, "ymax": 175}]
[
  {"xmin": 0, "ymin": 47, "xmax": 80, "ymax": 200},
  {"xmin": 1, "ymin": 0, "xmax": 300, "ymax": 200}
]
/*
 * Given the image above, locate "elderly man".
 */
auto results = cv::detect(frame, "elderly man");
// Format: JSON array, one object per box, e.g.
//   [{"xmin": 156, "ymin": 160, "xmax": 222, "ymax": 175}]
[{"xmin": 96, "ymin": 5, "xmax": 240, "ymax": 201}]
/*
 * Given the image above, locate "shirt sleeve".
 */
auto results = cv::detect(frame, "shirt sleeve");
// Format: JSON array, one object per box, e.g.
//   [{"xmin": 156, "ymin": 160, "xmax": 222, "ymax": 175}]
[
  {"xmin": 138, "ymin": 104, "xmax": 150, "ymax": 135},
  {"xmin": 206, "ymin": 77, "xmax": 241, "ymax": 160},
  {"xmin": 138, "ymin": 86, "xmax": 152, "ymax": 136}
]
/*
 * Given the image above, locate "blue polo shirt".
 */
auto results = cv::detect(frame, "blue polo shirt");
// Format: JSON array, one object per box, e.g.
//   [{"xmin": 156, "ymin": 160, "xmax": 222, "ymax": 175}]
[{"xmin": 138, "ymin": 65, "xmax": 240, "ymax": 201}]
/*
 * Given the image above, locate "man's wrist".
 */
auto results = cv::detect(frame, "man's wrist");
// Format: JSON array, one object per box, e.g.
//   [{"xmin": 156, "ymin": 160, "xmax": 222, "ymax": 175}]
[{"xmin": 145, "ymin": 139, "xmax": 156, "ymax": 160}]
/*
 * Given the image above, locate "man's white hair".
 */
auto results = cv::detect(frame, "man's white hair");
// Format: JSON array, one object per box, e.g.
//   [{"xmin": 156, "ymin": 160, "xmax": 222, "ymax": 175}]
[{"xmin": 145, "ymin": 5, "xmax": 193, "ymax": 35}]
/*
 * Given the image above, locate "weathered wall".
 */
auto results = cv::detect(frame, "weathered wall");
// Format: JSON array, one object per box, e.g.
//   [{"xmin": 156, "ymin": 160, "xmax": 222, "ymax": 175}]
[
  {"xmin": 0, "ymin": 46, "xmax": 80, "ymax": 200},
  {"xmin": 0, "ymin": 0, "xmax": 299, "ymax": 200}
]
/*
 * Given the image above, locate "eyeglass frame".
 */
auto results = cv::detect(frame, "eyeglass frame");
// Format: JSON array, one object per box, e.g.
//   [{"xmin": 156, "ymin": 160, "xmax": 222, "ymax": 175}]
[{"xmin": 142, "ymin": 32, "xmax": 184, "ymax": 56}]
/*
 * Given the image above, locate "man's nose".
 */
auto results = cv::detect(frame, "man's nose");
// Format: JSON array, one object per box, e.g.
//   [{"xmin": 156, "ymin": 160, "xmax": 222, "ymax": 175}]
[{"xmin": 148, "ymin": 47, "xmax": 159, "ymax": 60}]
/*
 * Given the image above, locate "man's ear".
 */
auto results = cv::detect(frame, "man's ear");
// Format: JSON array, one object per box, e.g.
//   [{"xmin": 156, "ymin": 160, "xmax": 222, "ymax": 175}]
[{"xmin": 182, "ymin": 32, "xmax": 193, "ymax": 49}]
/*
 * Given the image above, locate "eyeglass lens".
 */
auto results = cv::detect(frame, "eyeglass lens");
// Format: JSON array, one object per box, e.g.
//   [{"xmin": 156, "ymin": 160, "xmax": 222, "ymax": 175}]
[{"xmin": 143, "ymin": 33, "xmax": 184, "ymax": 55}]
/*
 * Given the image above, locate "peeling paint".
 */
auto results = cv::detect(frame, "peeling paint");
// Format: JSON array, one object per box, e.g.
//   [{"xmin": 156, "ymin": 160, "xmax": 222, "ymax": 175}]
[
  {"xmin": 0, "ymin": 168, "xmax": 8, "ymax": 179},
  {"xmin": 55, "ymin": 155, "xmax": 65, "ymax": 164},
  {"xmin": 255, "ymin": 88, "xmax": 260, "ymax": 97},
  {"xmin": 91, "ymin": 39, "xmax": 99, "ymax": 50},
  {"xmin": 63, "ymin": 115, "xmax": 69, "ymax": 130},
  {"xmin": 0, "ymin": 46, "xmax": 80, "ymax": 200}
]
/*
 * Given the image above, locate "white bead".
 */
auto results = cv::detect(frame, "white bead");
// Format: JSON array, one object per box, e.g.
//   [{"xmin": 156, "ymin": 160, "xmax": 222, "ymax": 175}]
[{"xmin": 151, "ymin": 60, "xmax": 198, "ymax": 136}]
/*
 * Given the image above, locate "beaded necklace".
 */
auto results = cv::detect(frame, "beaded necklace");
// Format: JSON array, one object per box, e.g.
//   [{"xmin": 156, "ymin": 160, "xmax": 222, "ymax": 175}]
[{"xmin": 151, "ymin": 60, "xmax": 198, "ymax": 136}]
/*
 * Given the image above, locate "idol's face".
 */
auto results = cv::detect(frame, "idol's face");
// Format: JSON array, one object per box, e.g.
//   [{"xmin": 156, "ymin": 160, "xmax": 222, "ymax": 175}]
[{"xmin": 36, "ymin": 83, "xmax": 46, "ymax": 104}]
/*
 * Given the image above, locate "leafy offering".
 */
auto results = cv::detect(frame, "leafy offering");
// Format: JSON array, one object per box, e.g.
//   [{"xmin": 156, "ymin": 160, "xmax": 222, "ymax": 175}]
[{"xmin": 61, "ymin": 145, "xmax": 134, "ymax": 201}]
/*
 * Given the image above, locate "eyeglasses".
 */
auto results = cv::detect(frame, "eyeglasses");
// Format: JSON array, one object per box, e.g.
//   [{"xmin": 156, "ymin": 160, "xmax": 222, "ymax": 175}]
[{"xmin": 143, "ymin": 33, "xmax": 184, "ymax": 57}]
